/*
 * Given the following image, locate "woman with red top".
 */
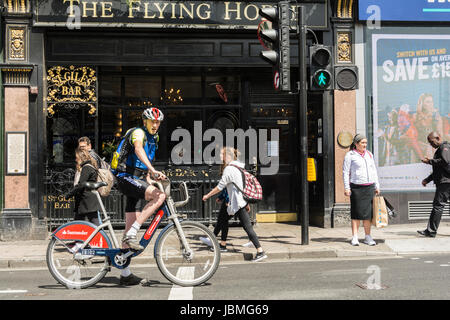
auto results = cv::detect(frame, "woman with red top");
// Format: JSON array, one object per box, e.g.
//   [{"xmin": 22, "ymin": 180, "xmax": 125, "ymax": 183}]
[{"xmin": 343, "ymin": 134, "xmax": 380, "ymax": 246}]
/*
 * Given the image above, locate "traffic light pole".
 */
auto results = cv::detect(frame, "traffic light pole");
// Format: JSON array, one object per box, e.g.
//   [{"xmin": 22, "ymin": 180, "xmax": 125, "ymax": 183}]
[{"xmin": 297, "ymin": 5, "xmax": 309, "ymax": 245}]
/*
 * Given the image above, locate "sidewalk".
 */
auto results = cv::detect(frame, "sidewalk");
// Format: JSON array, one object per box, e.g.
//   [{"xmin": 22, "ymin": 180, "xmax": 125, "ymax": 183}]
[{"xmin": 1, "ymin": 222, "xmax": 450, "ymax": 269}]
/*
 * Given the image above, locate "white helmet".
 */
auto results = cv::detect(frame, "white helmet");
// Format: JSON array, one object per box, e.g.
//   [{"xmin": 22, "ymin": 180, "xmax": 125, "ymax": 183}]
[{"xmin": 143, "ymin": 107, "xmax": 164, "ymax": 121}]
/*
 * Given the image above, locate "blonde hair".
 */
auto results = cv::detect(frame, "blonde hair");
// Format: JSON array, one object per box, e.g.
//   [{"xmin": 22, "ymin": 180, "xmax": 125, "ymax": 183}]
[
  {"xmin": 75, "ymin": 148, "xmax": 98, "ymax": 172},
  {"xmin": 220, "ymin": 146, "xmax": 240, "ymax": 174}
]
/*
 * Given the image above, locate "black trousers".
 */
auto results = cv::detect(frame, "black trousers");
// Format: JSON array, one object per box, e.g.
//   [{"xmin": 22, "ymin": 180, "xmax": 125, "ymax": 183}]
[
  {"xmin": 235, "ymin": 207, "xmax": 261, "ymax": 249},
  {"xmin": 428, "ymin": 183, "xmax": 450, "ymax": 234},
  {"xmin": 214, "ymin": 201, "xmax": 230, "ymax": 242},
  {"xmin": 74, "ymin": 211, "xmax": 100, "ymax": 226}
]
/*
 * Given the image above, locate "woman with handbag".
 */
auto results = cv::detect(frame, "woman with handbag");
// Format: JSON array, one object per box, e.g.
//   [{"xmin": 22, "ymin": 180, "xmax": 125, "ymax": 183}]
[
  {"xmin": 202, "ymin": 147, "xmax": 267, "ymax": 262},
  {"xmin": 66, "ymin": 148, "xmax": 102, "ymax": 225},
  {"xmin": 343, "ymin": 134, "xmax": 380, "ymax": 246}
]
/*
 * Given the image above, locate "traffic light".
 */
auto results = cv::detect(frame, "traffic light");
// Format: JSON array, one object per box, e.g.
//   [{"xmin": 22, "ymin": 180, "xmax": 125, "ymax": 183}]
[
  {"xmin": 258, "ymin": 1, "xmax": 291, "ymax": 92},
  {"xmin": 309, "ymin": 45, "xmax": 334, "ymax": 91},
  {"xmin": 335, "ymin": 66, "xmax": 359, "ymax": 90}
]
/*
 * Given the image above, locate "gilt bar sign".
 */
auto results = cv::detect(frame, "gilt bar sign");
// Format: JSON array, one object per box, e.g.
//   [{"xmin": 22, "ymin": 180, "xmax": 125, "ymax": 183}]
[
  {"xmin": 33, "ymin": 0, "xmax": 328, "ymax": 29},
  {"xmin": 46, "ymin": 65, "xmax": 97, "ymax": 116}
]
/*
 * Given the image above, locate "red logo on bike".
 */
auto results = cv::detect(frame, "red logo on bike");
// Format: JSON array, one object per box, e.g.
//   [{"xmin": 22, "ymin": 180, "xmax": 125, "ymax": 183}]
[
  {"xmin": 55, "ymin": 223, "xmax": 109, "ymax": 248},
  {"xmin": 144, "ymin": 210, "xmax": 165, "ymax": 240}
]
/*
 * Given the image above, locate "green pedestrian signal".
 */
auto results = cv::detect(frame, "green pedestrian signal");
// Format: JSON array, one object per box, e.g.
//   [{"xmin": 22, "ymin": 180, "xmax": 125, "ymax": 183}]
[
  {"xmin": 314, "ymin": 70, "xmax": 331, "ymax": 88},
  {"xmin": 309, "ymin": 45, "xmax": 334, "ymax": 91}
]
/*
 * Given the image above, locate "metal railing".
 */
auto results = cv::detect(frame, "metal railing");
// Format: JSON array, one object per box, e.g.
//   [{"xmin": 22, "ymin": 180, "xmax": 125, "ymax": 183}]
[{"xmin": 44, "ymin": 164, "xmax": 255, "ymax": 231}]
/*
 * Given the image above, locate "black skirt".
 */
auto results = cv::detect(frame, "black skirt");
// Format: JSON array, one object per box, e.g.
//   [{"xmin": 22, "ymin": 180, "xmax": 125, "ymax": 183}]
[{"xmin": 350, "ymin": 183, "xmax": 375, "ymax": 220}]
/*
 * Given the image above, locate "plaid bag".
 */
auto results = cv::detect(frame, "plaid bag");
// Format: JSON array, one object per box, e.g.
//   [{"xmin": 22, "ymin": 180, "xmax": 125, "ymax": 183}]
[{"xmin": 229, "ymin": 164, "xmax": 263, "ymax": 203}]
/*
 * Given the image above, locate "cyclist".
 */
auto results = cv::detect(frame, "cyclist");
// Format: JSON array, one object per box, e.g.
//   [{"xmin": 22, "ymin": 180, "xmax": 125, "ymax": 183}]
[{"xmin": 113, "ymin": 107, "xmax": 167, "ymax": 285}]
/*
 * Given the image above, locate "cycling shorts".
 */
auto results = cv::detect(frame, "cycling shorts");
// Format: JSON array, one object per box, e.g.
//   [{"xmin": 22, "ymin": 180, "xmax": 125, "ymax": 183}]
[{"xmin": 116, "ymin": 175, "xmax": 150, "ymax": 212}]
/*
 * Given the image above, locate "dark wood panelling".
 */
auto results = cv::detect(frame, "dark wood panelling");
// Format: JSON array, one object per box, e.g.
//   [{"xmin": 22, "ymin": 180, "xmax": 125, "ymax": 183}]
[
  {"xmin": 45, "ymin": 32, "xmax": 300, "ymax": 66},
  {"xmin": 220, "ymin": 43, "xmax": 243, "ymax": 57},
  {"xmin": 51, "ymin": 38, "xmax": 118, "ymax": 56},
  {"xmin": 153, "ymin": 42, "xmax": 215, "ymax": 57}
]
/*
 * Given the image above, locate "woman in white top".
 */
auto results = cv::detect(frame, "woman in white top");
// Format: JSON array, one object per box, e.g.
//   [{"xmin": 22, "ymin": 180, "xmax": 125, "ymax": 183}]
[
  {"xmin": 343, "ymin": 134, "xmax": 380, "ymax": 246},
  {"xmin": 202, "ymin": 147, "xmax": 267, "ymax": 262}
]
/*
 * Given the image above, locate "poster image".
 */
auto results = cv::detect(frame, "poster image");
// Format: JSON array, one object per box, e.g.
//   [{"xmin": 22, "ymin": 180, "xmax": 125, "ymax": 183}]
[{"xmin": 373, "ymin": 34, "xmax": 450, "ymax": 190}]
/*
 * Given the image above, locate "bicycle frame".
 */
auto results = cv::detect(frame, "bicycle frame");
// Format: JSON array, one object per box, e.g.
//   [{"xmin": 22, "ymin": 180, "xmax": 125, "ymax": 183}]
[{"xmin": 51, "ymin": 181, "xmax": 190, "ymax": 269}]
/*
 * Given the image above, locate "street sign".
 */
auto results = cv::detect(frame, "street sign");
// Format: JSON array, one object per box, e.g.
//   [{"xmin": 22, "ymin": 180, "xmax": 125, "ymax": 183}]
[{"xmin": 273, "ymin": 71, "xmax": 280, "ymax": 90}]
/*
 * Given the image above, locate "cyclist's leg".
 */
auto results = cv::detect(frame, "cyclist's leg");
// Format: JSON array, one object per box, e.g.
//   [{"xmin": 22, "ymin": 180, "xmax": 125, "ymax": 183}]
[
  {"xmin": 124, "ymin": 185, "xmax": 165, "ymax": 243},
  {"xmin": 135, "ymin": 185, "xmax": 166, "ymax": 225}
]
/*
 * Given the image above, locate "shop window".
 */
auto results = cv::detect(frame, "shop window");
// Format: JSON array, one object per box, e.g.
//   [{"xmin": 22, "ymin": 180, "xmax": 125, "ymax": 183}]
[
  {"xmin": 251, "ymin": 106, "xmax": 295, "ymax": 118},
  {"xmin": 164, "ymin": 76, "xmax": 201, "ymax": 105},
  {"xmin": 205, "ymin": 75, "xmax": 240, "ymax": 105},
  {"xmin": 47, "ymin": 110, "xmax": 82, "ymax": 166},
  {"xmin": 125, "ymin": 75, "xmax": 161, "ymax": 107},
  {"xmin": 159, "ymin": 109, "xmax": 203, "ymax": 163},
  {"xmin": 99, "ymin": 75, "xmax": 121, "ymax": 97}
]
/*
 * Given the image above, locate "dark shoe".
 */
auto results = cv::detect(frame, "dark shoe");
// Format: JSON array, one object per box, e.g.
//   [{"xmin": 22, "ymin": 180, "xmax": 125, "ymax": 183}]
[
  {"xmin": 122, "ymin": 235, "xmax": 144, "ymax": 251},
  {"xmin": 252, "ymin": 251, "xmax": 267, "ymax": 262},
  {"xmin": 417, "ymin": 229, "xmax": 436, "ymax": 238},
  {"xmin": 119, "ymin": 274, "xmax": 144, "ymax": 286},
  {"xmin": 209, "ymin": 244, "xmax": 227, "ymax": 252}
]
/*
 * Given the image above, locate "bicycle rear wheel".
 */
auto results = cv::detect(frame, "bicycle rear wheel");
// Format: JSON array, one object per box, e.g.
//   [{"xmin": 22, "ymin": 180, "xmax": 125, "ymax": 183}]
[
  {"xmin": 155, "ymin": 221, "xmax": 220, "ymax": 287},
  {"xmin": 46, "ymin": 237, "xmax": 111, "ymax": 289}
]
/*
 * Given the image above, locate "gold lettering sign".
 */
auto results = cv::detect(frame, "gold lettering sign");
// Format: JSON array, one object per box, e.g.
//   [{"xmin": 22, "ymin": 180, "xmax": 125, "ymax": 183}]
[{"xmin": 46, "ymin": 65, "xmax": 97, "ymax": 116}]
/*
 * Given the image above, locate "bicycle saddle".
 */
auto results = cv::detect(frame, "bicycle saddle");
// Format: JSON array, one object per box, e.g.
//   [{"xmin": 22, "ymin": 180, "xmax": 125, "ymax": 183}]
[{"xmin": 83, "ymin": 181, "xmax": 108, "ymax": 191}]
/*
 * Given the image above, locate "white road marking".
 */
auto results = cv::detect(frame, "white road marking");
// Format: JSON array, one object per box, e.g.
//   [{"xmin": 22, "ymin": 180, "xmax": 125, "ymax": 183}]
[
  {"xmin": 424, "ymin": 261, "xmax": 434, "ymax": 263},
  {"xmin": 0, "ymin": 290, "xmax": 28, "ymax": 294},
  {"xmin": 168, "ymin": 267, "xmax": 194, "ymax": 300},
  {"xmin": 440, "ymin": 264, "xmax": 449, "ymax": 267},
  {"xmin": 410, "ymin": 258, "xmax": 420, "ymax": 260}
]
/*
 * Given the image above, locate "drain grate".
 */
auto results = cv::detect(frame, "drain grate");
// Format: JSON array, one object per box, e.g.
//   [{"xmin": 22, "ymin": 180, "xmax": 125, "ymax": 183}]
[{"xmin": 408, "ymin": 201, "xmax": 450, "ymax": 220}]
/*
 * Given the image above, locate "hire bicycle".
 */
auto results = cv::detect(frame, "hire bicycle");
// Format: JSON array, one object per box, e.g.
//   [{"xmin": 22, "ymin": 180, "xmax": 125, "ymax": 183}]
[{"xmin": 46, "ymin": 178, "xmax": 220, "ymax": 289}]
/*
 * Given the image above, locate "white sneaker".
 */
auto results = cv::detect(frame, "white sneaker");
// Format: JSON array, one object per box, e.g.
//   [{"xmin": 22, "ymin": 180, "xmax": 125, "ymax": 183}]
[
  {"xmin": 200, "ymin": 237, "xmax": 213, "ymax": 247},
  {"xmin": 242, "ymin": 241, "xmax": 255, "ymax": 248},
  {"xmin": 364, "ymin": 235, "xmax": 376, "ymax": 246},
  {"xmin": 351, "ymin": 237, "xmax": 359, "ymax": 246}
]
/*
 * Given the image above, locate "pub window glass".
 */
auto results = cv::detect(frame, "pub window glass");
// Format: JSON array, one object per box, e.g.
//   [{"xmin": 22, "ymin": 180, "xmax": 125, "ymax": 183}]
[
  {"xmin": 99, "ymin": 75, "xmax": 121, "ymax": 97},
  {"xmin": 160, "ymin": 109, "xmax": 203, "ymax": 163},
  {"xmin": 164, "ymin": 76, "xmax": 202, "ymax": 105},
  {"xmin": 205, "ymin": 75, "xmax": 240, "ymax": 105},
  {"xmin": 48, "ymin": 109, "xmax": 81, "ymax": 166},
  {"xmin": 125, "ymin": 75, "xmax": 161, "ymax": 107}
]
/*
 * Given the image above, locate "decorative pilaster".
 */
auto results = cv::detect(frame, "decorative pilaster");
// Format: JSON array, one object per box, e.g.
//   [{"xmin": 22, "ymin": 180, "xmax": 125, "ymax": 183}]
[{"xmin": 0, "ymin": 0, "xmax": 36, "ymax": 239}]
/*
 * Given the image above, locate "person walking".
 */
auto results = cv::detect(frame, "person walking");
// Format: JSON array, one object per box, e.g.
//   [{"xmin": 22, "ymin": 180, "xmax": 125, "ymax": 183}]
[
  {"xmin": 78, "ymin": 136, "xmax": 103, "ymax": 168},
  {"xmin": 202, "ymin": 147, "xmax": 267, "ymax": 262},
  {"xmin": 201, "ymin": 189, "xmax": 230, "ymax": 252},
  {"xmin": 343, "ymin": 134, "xmax": 380, "ymax": 246},
  {"xmin": 66, "ymin": 148, "xmax": 102, "ymax": 226},
  {"xmin": 418, "ymin": 131, "xmax": 450, "ymax": 237}
]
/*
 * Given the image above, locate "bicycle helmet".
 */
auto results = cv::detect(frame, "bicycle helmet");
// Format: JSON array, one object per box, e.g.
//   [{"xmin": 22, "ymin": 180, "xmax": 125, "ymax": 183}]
[{"xmin": 143, "ymin": 107, "xmax": 164, "ymax": 121}]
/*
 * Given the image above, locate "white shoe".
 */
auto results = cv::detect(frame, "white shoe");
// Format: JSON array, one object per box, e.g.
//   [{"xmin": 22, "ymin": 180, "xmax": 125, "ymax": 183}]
[
  {"xmin": 242, "ymin": 241, "xmax": 255, "ymax": 248},
  {"xmin": 200, "ymin": 237, "xmax": 213, "ymax": 247},
  {"xmin": 364, "ymin": 235, "xmax": 376, "ymax": 246},
  {"xmin": 351, "ymin": 237, "xmax": 359, "ymax": 246}
]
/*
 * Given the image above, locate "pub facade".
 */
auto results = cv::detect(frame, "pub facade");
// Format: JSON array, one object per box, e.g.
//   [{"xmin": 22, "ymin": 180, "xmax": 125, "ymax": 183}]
[{"xmin": 1, "ymin": 0, "xmax": 366, "ymax": 240}]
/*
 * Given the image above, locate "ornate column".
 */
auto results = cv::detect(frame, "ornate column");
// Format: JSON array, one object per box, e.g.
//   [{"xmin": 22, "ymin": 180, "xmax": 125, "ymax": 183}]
[
  {"xmin": 331, "ymin": 0, "xmax": 358, "ymax": 226},
  {"xmin": 0, "ymin": 0, "xmax": 36, "ymax": 239}
]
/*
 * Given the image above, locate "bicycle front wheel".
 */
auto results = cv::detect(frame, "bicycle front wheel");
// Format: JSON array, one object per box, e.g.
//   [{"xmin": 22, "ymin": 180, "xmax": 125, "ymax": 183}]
[
  {"xmin": 155, "ymin": 221, "xmax": 220, "ymax": 287},
  {"xmin": 46, "ymin": 237, "xmax": 111, "ymax": 289}
]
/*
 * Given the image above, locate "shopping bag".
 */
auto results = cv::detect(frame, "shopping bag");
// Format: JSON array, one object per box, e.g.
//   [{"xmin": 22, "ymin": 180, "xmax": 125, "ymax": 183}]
[{"xmin": 372, "ymin": 196, "xmax": 389, "ymax": 228}]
